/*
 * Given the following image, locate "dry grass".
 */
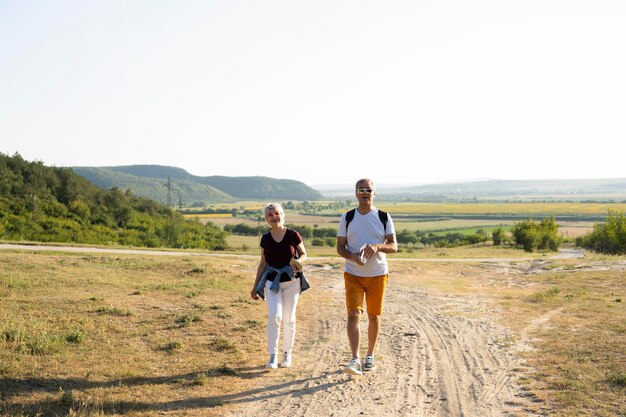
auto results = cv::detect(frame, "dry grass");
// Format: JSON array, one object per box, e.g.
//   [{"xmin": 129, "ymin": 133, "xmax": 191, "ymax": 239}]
[
  {"xmin": 1, "ymin": 250, "xmax": 624, "ymax": 416},
  {"xmin": 0, "ymin": 251, "xmax": 280, "ymax": 416}
]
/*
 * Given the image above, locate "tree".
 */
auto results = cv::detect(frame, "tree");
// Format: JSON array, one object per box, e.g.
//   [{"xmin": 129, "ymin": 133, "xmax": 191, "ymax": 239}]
[
  {"xmin": 511, "ymin": 217, "xmax": 561, "ymax": 252},
  {"xmin": 576, "ymin": 210, "xmax": 626, "ymax": 254},
  {"xmin": 492, "ymin": 227, "xmax": 511, "ymax": 246}
]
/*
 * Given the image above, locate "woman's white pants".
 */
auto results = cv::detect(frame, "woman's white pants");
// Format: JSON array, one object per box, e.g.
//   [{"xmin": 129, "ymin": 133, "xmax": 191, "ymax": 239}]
[{"xmin": 265, "ymin": 278, "xmax": 300, "ymax": 355}]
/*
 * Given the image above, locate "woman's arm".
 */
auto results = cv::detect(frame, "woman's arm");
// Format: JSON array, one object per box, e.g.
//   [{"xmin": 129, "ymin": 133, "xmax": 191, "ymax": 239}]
[
  {"xmin": 251, "ymin": 248, "xmax": 267, "ymax": 300},
  {"xmin": 291, "ymin": 242, "xmax": 307, "ymax": 271}
]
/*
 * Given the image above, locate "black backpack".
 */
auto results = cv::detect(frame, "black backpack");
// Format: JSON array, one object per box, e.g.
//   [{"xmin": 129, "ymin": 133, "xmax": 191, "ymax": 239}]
[{"xmin": 345, "ymin": 208, "xmax": 388, "ymax": 233}]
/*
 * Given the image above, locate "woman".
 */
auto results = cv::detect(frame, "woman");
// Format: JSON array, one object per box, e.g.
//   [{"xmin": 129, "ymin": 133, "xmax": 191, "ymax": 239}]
[{"xmin": 251, "ymin": 203, "xmax": 309, "ymax": 369}]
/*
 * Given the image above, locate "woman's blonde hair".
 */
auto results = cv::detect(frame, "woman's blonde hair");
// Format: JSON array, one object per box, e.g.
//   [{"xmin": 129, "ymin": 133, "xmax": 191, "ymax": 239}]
[{"xmin": 263, "ymin": 202, "xmax": 284, "ymax": 216}]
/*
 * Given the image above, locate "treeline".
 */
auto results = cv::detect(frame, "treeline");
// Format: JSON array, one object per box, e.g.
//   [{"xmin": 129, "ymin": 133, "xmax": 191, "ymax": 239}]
[
  {"xmin": 397, "ymin": 218, "xmax": 562, "ymax": 252},
  {"xmin": 576, "ymin": 210, "xmax": 626, "ymax": 255},
  {"xmin": 224, "ymin": 223, "xmax": 336, "ymax": 239},
  {"xmin": 224, "ymin": 222, "xmax": 337, "ymax": 247},
  {"xmin": 397, "ymin": 229, "xmax": 491, "ymax": 248},
  {"xmin": 0, "ymin": 153, "xmax": 226, "ymax": 249}
]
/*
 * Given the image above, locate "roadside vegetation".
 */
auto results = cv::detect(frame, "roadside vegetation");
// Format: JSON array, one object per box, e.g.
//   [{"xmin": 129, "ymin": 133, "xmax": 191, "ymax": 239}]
[
  {"xmin": 510, "ymin": 216, "xmax": 561, "ymax": 252},
  {"xmin": 576, "ymin": 210, "xmax": 626, "ymax": 255}
]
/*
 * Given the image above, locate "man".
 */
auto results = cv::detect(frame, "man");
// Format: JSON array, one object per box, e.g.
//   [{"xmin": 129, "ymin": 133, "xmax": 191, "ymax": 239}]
[{"xmin": 336, "ymin": 178, "xmax": 397, "ymax": 375}]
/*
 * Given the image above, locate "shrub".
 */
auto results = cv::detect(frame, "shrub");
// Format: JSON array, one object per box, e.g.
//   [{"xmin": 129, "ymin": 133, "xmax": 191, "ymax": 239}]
[
  {"xmin": 511, "ymin": 217, "xmax": 561, "ymax": 252},
  {"xmin": 576, "ymin": 210, "xmax": 626, "ymax": 255}
]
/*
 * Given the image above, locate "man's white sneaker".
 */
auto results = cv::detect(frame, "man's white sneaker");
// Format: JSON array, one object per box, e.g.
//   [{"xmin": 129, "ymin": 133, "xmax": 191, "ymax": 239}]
[
  {"xmin": 266, "ymin": 354, "xmax": 278, "ymax": 369},
  {"xmin": 281, "ymin": 352, "xmax": 292, "ymax": 368},
  {"xmin": 363, "ymin": 354, "xmax": 376, "ymax": 371},
  {"xmin": 343, "ymin": 358, "xmax": 363, "ymax": 375}
]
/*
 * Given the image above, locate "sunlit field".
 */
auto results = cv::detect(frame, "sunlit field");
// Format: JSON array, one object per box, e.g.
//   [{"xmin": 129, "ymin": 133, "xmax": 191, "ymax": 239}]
[{"xmin": 376, "ymin": 202, "xmax": 626, "ymax": 216}]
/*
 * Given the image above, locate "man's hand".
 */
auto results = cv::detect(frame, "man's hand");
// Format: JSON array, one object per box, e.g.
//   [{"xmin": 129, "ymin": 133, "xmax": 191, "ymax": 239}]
[
  {"xmin": 351, "ymin": 252, "xmax": 366, "ymax": 266},
  {"xmin": 362, "ymin": 244, "xmax": 379, "ymax": 260}
]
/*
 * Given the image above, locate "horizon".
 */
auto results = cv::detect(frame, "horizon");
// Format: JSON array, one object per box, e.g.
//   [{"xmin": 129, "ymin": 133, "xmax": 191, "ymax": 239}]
[
  {"xmin": 4, "ymin": 152, "xmax": 626, "ymax": 188},
  {"xmin": 2, "ymin": 1, "xmax": 625, "ymax": 185}
]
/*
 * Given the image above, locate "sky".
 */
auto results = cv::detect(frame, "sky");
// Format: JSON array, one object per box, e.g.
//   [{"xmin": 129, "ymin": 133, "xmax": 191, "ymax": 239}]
[{"xmin": 1, "ymin": 1, "xmax": 625, "ymax": 187}]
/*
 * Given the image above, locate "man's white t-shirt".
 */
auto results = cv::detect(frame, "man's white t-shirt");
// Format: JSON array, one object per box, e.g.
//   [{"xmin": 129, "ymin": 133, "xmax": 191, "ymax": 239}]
[{"xmin": 337, "ymin": 208, "xmax": 395, "ymax": 277}]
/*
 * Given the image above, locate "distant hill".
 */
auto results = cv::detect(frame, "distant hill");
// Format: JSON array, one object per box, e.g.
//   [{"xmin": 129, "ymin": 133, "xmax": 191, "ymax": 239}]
[
  {"xmin": 73, "ymin": 166, "xmax": 234, "ymax": 206},
  {"xmin": 318, "ymin": 179, "xmax": 626, "ymax": 200},
  {"xmin": 396, "ymin": 179, "xmax": 626, "ymax": 198},
  {"xmin": 72, "ymin": 165, "xmax": 324, "ymax": 205}
]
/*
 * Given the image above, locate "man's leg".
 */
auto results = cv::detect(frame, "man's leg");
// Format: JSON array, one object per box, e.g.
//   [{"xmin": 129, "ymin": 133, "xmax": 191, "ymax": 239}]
[
  {"xmin": 363, "ymin": 274, "xmax": 388, "ymax": 371},
  {"xmin": 366, "ymin": 313, "xmax": 380, "ymax": 356},
  {"xmin": 344, "ymin": 273, "xmax": 365, "ymax": 375},
  {"xmin": 347, "ymin": 309, "xmax": 361, "ymax": 359}
]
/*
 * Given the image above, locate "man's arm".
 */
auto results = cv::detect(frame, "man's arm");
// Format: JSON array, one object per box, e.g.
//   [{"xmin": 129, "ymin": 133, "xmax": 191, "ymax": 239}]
[
  {"xmin": 336, "ymin": 236, "xmax": 365, "ymax": 265},
  {"xmin": 362, "ymin": 233, "xmax": 398, "ymax": 259}
]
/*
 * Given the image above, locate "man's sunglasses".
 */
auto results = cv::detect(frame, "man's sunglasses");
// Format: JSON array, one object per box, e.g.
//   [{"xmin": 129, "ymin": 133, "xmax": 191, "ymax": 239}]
[{"xmin": 356, "ymin": 187, "xmax": 374, "ymax": 194}]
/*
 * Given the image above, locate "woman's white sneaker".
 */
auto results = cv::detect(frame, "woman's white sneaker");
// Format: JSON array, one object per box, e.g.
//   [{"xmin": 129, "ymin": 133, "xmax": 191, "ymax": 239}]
[
  {"xmin": 281, "ymin": 351, "xmax": 292, "ymax": 368},
  {"xmin": 266, "ymin": 354, "xmax": 278, "ymax": 369}
]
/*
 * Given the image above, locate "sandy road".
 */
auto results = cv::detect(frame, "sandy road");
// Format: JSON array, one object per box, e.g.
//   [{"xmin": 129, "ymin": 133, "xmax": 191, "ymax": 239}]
[{"xmin": 226, "ymin": 264, "xmax": 542, "ymax": 417}]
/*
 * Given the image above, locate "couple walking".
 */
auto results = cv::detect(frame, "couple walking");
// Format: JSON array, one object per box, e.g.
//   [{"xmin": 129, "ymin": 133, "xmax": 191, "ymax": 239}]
[{"xmin": 250, "ymin": 178, "xmax": 397, "ymax": 375}]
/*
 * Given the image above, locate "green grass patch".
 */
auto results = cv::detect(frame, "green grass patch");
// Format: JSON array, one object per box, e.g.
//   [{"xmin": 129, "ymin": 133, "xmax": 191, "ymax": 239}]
[
  {"xmin": 209, "ymin": 337, "xmax": 237, "ymax": 352},
  {"xmin": 95, "ymin": 306, "xmax": 132, "ymax": 316},
  {"xmin": 528, "ymin": 287, "xmax": 561, "ymax": 303},
  {"xmin": 174, "ymin": 313, "xmax": 202, "ymax": 327}
]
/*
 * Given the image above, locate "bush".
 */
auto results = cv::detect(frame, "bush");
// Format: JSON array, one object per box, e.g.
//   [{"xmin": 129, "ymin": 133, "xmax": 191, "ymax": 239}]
[
  {"xmin": 576, "ymin": 210, "xmax": 626, "ymax": 255},
  {"xmin": 492, "ymin": 227, "xmax": 511, "ymax": 245},
  {"xmin": 511, "ymin": 217, "xmax": 561, "ymax": 252}
]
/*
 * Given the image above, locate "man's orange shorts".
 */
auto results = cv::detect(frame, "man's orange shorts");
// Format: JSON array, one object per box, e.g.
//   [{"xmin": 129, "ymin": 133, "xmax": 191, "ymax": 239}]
[{"xmin": 344, "ymin": 272, "xmax": 388, "ymax": 315}]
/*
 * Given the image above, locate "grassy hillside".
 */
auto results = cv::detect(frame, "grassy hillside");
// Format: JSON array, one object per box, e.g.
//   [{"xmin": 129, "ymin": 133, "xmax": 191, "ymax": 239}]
[
  {"xmin": 198, "ymin": 175, "xmax": 323, "ymax": 200},
  {"xmin": 72, "ymin": 165, "xmax": 324, "ymax": 204},
  {"xmin": 73, "ymin": 166, "xmax": 234, "ymax": 207},
  {"xmin": 0, "ymin": 154, "xmax": 226, "ymax": 249}
]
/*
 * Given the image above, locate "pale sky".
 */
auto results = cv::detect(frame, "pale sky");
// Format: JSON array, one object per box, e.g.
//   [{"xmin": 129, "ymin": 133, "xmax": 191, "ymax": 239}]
[{"xmin": 1, "ymin": 1, "xmax": 625, "ymax": 187}]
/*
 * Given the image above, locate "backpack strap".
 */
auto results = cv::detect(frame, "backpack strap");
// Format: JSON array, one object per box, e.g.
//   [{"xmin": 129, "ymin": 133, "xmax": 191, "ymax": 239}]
[
  {"xmin": 345, "ymin": 208, "xmax": 388, "ymax": 233},
  {"xmin": 378, "ymin": 210, "xmax": 388, "ymax": 233},
  {"xmin": 345, "ymin": 209, "xmax": 356, "ymax": 231}
]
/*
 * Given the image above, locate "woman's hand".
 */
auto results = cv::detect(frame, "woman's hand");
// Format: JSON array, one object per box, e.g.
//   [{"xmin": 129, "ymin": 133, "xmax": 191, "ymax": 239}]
[
  {"xmin": 250, "ymin": 288, "xmax": 259, "ymax": 300},
  {"xmin": 289, "ymin": 258, "xmax": 303, "ymax": 272}
]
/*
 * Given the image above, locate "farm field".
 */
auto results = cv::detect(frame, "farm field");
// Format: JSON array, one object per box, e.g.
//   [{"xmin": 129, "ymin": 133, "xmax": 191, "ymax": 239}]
[
  {"xmin": 375, "ymin": 201, "xmax": 626, "ymax": 216},
  {"xmin": 187, "ymin": 201, "xmax": 608, "ymax": 249},
  {"xmin": 0, "ymin": 248, "xmax": 624, "ymax": 416}
]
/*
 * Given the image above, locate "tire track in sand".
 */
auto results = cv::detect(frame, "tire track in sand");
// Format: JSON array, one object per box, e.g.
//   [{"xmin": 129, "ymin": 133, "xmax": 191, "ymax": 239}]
[{"xmin": 227, "ymin": 265, "xmax": 541, "ymax": 417}]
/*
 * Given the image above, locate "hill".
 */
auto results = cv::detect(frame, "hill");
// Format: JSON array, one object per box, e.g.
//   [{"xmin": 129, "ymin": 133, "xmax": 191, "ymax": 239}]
[
  {"xmin": 397, "ymin": 179, "xmax": 626, "ymax": 197},
  {"xmin": 72, "ymin": 165, "xmax": 324, "ymax": 205},
  {"xmin": 0, "ymin": 153, "xmax": 226, "ymax": 249}
]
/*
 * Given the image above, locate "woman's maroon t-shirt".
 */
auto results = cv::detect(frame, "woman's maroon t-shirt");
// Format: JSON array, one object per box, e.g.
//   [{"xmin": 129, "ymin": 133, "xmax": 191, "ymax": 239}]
[{"xmin": 260, "ymin": 229, "xmax": 303, "ymax": 282}]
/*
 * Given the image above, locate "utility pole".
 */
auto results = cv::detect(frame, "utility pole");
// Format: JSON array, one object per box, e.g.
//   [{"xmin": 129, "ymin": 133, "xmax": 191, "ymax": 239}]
[{"xmin": 165, "ymin": 176, "xmax": 172, "ymax": 208}]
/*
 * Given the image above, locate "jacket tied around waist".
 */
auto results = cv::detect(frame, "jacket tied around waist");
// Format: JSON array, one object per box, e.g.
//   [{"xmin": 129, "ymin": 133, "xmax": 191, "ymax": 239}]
[{"xmin": 255, "ymin": 265, "xmax": 311, "ymax": 300}]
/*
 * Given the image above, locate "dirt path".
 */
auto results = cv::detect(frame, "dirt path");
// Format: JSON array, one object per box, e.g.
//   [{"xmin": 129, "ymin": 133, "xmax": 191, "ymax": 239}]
[{"xmin": 226, "ymin": 264, "xmax": 541, "ymax": 417}]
